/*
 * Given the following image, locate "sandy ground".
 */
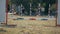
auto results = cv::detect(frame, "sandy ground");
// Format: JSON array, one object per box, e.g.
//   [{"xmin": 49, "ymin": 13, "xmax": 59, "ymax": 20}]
[{"xmin": 0, "ymin": 14, "xmax": 60, "ymax": 34}]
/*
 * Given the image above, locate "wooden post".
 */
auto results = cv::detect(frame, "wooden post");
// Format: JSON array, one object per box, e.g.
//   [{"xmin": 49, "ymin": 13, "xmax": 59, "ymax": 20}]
[{"xmin": 6, "ymin": 0, "xmax": 8, "ymax": 25}]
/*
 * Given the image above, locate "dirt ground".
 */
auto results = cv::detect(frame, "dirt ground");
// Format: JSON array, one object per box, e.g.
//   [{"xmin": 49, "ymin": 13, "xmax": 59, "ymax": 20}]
[{"xmin": 0, "ymin": 14, "xmax": 60, "ymax": 34}]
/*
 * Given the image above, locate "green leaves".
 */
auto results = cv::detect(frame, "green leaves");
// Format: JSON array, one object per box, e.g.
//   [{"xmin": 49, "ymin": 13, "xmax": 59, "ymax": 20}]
[{"xmin": 9, "ymin": 0, "xmax": 56, "ymax": 15}]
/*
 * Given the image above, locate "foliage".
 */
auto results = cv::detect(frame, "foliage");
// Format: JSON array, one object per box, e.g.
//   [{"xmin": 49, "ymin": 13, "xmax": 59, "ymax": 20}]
[{"xmin": 9, "ymin": 0, "xmax": 57, "ymax": 15}]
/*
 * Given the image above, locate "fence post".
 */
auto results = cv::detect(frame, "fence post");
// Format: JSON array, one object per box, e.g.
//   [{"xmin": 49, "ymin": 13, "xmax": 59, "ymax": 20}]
[
  {"xmin": 48, "ymin": 4, "xmax": 50, "ymax": 17},
  {"xmin": 38, "ymin": 3, "xmax": 41, "ymax": 16},
  {"xmin": 21, "ymin": 4, "xmax": 23, "ymax": 16},
  {"xmin": 30, "ymin": 3, "xmax": 32, "ymax": 16}
]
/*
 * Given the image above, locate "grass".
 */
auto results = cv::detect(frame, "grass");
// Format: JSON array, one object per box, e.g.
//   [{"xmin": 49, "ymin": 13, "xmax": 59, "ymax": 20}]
[{"xmin": 0, "ymin": 15, "xmax": 60, "ymax": 34}]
